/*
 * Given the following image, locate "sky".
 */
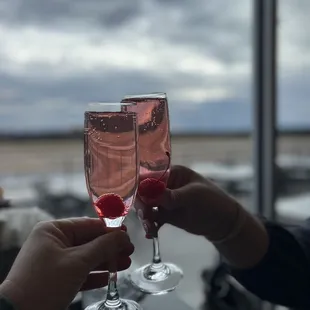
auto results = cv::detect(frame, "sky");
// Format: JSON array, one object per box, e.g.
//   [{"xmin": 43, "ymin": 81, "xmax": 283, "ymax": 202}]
[{"xmin": 0, "ymin": 0, "xmax": 310, "ymax": 133}]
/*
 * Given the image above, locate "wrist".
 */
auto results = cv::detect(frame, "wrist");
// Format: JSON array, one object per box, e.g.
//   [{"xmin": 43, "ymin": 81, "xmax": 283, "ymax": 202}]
[
  {"xmin": 204, "ymin": 200, "xmax": 241, "ymax": 242},
  {"xmin": 207, "ymin": 203, "xmax": 246, "ymax": 244},
  {"xmin": 210, "ymin": 209, "xmax": 269, "ymax": 269}
]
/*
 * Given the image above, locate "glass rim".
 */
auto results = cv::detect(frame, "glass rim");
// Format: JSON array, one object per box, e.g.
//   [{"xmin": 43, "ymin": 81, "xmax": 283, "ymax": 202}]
[
  {"xmin": 122, "ymin": 92, "xmax": 167, "ymax": 100},
  {"xmin": 86, "ymin": 102, "xmax": 137, "ymax": 112},
  {"xmin": 87, "ymin": 102, "xmax": 136, "ymax": 107}
]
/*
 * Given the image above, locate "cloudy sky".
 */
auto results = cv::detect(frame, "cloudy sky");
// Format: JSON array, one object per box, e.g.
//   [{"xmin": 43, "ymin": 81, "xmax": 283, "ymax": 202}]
[{"xmin": 0, "ymin": 0, "xmax": 309, "ymax": 133}]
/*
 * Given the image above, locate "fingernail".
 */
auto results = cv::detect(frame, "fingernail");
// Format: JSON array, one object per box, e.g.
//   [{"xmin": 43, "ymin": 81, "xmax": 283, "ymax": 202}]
[{"xmin": 121, "ymin": 225, "xmax": 127, "ymax": 232}]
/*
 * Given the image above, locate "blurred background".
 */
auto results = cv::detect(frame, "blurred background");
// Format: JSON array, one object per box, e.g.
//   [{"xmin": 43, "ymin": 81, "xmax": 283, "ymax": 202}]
[{"xmin": 0, "ymin": 0, "xmax": 309, "ymax": 309}]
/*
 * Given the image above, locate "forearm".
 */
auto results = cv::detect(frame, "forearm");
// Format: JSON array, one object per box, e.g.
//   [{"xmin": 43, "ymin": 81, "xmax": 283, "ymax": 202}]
[
  {"xmin": 218, "ymin": 212, "xmax": 269, "ymax": 268},
  {"xmin": 207, "ymin": 203, "xmax": 269, "ymax": 269}
]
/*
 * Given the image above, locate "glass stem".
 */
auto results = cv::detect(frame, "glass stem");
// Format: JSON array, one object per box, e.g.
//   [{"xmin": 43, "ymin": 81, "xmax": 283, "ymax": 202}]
[
  {"xmin": 151, "ymin": 207, "xmax": 162, "ymax": 265},
  {"xmin": 150, "ymin": 206, "xmax": 165, "ymax": 271},
  {"xmin": 152, "ymin": 235, "xmax": 162, "ymax": 264},
  {"xmin": 149, "ymin": 233, "xmax": 166, "ymax": 275},
  {"xmin": 148, "ymin": 206, "xmax": 165, "ymax": 273},
  {"xmin": 104, "ymin": 272, "xmax": 122, "ymax": 309}
]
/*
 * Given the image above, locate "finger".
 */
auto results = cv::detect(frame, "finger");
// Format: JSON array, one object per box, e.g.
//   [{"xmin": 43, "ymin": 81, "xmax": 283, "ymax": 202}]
[
  {"xmin": 75, "ymin": 230, "xmax": 132, "ymax": 269},
  {"xmin": 141, "ymin": 218, "xmax": 158, "ymax": 239},
  {"xmin": 139, "ymin": 196, "xmax": 161, "ymax": 207},
  {"xmin": 137, "ymin": 206, "xmax": 153, "ymax": 221},
  {"xmin": 158, "ymin": 189, "xmax": 176, "ymax": 210},
  {"xmin": 80, "ymin": 272, "xmax": 109, "ymax": 291},
  {"xmin": 136, "ymin": 187, "xmax": 181, "ymax": 211},
  {"xmin": 167, "ymin": 166, "xmax": 183, "ymax": 189},
  {"xmin": 154, "ymin": 207, "xmax": 169, "ymax": 226},
  {"xmin": 53, "ymin": 218, "xmax": 106, "ymax": 246},
  {"xmin": 134, "ymin": 197, "xmax": 145, "ymax": 215},
  {"xmin": 167, "ymin": 165, "xmax": 192, "ymax": 189},
  {"xmin": 94, "ymin": 257, "xmax": 132, "ymax": 271},
  {"xmin": 135, "ymin": 198, "xmax": 153, "ymax": 220},
  {"xmin": 136, "ymin": 205, "xmax": 158, "ymax": 238},
  {"xmin": 167, "ymin": 165, "xmax": 205, "ymax": 189},
  {"xmin": 160, "ymin": 182, "xmax": 208, "ymax": 211},
  {"xmin": 117, "ymin": 242, "xmax": 134, "ymax": 257}
]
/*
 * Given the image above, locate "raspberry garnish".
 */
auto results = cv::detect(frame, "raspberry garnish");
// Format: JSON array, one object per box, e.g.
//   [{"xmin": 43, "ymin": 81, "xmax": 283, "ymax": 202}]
[
  {"xmin": 138, "ymin": 152, "xmax": 171, "ymax": 199},
  {"xmin": 138, "ymin": 178, "xmax": 166, "ymax": 199},
  {"xmin": 95, "ymin": 193, "xmax": 125, "ymax": 218}
]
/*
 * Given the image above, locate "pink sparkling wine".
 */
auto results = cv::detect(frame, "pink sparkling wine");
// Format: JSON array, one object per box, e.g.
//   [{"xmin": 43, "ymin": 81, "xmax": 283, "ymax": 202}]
[
  {"xmin": 84, "ymin": 111, "xmax": 138, "ymax": 224},
  {"xmin": 122, "ymin": 94, "xmax": 171, "ymax": 184}
]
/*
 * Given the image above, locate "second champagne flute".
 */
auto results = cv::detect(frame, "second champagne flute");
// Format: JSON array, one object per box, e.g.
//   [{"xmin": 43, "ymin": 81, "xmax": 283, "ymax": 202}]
[
  {"xmin": 84, "ymin": 102, "xmax": 142, "ymax": 310},
  {"xmin": 122, "ymin": 93, "xmax": 183, "ymax": 295}
]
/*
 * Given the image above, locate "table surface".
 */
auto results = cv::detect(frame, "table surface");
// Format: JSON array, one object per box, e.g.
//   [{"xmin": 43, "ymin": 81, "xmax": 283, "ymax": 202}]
[
  {"xmin": 83, "ymin": 287, "xmax": 196, "ymax": 310},
  {"xmin": 82, "ymin": 213, "xmax": 218, "ymax": 309}
]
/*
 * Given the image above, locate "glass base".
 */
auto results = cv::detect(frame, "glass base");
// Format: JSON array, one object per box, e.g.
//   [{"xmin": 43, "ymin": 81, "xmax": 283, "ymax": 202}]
[
  {"xmin": 84, "ymin": 299, "xmax": 142, "ymax": 310},
  {"xmin": 129, "ymin": 262, "xmax": 183, "ymax": 295}
]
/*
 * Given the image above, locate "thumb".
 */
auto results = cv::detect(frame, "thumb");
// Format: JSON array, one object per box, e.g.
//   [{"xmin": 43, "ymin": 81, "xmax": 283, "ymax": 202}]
[{"xmin": 75, "ymin": 231, "xmax": 131, "ymax": 270}]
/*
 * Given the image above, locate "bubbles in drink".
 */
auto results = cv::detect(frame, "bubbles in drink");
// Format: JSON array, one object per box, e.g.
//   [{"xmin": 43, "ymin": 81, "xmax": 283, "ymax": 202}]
[
  {"xmin": 84, "ymin": 111, "xmax": 138, "ymax": 224},
  {"xmin": 122, "ymin": 96, "xmax": 171, "ymax": 179}
]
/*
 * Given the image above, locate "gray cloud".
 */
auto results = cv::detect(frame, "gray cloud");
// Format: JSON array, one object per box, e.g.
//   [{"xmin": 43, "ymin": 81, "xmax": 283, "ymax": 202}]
[
  {"xmin": 146, "ymin": 0, "xmax": 252, "ymax": 64},
  {"xmin": 0, "ymin": 0, "xmax": 310, "ymax": 133},
  {"xmin": 0, "ymin": 68, "xmax": 163, "ymax": 106},
  {"xmin": 0, "ymin": 60, "xmax": 248, "ymax": 107},
  {"xmin": 3, "ymin": 55, "xmax": 310, "ymax": 133},
  {"xmin": 0, "ymin": 0, "xmax": 253, "ymax": 69},
  {"xmin": 0, "ymin": 0, "xmax": 143, "ymax": 29},
  {"xmin": 0, "ymin": 55, "xmax": 252, "ymax": 132}
]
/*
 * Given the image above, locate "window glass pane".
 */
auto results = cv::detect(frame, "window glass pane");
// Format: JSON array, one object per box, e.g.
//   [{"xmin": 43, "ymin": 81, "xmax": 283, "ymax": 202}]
[{"xmin": 276, "ymin": 0, "xmax": 310, "ymax": 224}]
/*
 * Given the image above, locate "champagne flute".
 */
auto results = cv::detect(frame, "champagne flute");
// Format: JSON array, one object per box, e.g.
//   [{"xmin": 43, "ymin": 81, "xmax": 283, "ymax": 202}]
[
  {"xmin": 84, "ymin": 102, "xmax": 142, "ymax": 310},
  {"xmin": 121, "ymin": 93, "xmax": 183, "ymax": 295}
]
